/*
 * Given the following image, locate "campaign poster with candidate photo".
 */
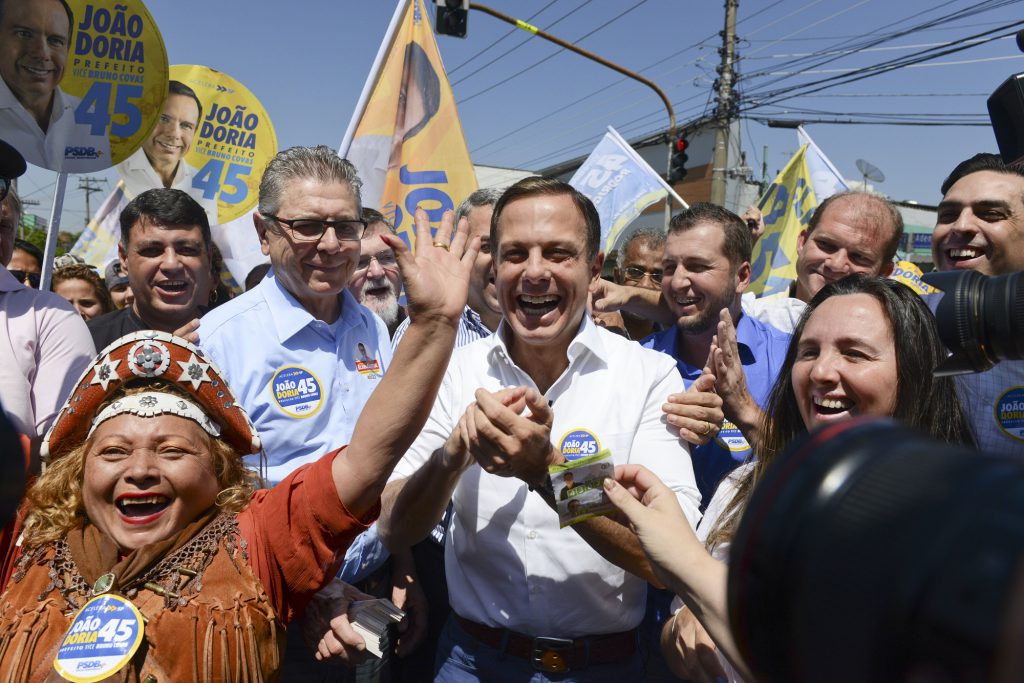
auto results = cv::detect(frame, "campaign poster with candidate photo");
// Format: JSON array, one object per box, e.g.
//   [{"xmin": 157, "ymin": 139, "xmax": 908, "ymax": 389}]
[
  {"xmin": 0, "ymin": 0, "xmax": 168, "ymax": 173},
  {"xmin": 150, "ymin": 64, "xmax": 278, "ymax": 226}
]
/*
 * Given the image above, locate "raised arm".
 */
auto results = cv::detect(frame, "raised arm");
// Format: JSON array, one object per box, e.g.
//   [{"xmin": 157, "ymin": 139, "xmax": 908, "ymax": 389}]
[{"xmin": 333, "ymin": 208, "xmax": 478, "ymax": 519}]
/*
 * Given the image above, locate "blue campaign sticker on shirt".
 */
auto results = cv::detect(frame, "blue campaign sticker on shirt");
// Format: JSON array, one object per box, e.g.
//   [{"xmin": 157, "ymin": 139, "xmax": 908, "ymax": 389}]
[
  {"xmin": 715, "ymin": 419, "xmax": 751, "ymax": 453},
  {"xmin": 53, "ymin": 594, "xmax": 144, "ymax": 682},
  {"xmin": 271, "ymin": 366, "xmax": 325, "ymax": 418},
  {"xmin": 558, "ymin": 429, "xmax": 601, "ymax": 461},
  {"xmin": 995, "ymin": 386, "xmax": 1024, "ymax": 442}
]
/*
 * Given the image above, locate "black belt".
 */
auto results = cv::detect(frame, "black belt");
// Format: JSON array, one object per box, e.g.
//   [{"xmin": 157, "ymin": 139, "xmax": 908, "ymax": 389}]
[{"xmin": 454, "ymin": 615, "xmax": 637, "ymax": 673}]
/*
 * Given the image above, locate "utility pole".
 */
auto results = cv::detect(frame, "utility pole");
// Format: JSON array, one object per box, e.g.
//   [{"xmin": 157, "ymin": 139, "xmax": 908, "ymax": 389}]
[
  {"xmin": 711, "ymin": 0, "xmax": 738, "ymax": 207},
  {"xmin": 78, "ymin": 177, "xmax": 106, "ymax": 223}
]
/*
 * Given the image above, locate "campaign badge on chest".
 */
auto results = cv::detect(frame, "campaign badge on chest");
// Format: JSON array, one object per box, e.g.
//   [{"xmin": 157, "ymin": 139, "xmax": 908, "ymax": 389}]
[
  {"xmin": 715, "ymin": 419, "xmax": 752, "ymax": 453},
  {"xmin": 53, "ymin": 594, "xmax": 144, "ymax": 682},
  {"xmin": 995, "ymin": 386, "xmax": 1024, "ymax": 442},
  {"xmin": 271, "ymin": 366, "xmax": 324, "ymax": 418},
  {"xmin": 558, "ymin": 428, "xmax": 601, "ymax": 461},
  {"xmin": 354, "ymin": 342, "xmax": 382, "ymax": 379}
]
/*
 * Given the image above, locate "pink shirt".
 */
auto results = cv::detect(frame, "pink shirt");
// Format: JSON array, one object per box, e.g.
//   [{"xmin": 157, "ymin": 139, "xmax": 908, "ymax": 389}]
[{"xmin": 0, "ymin": 267, "xmax": 95, "ymax": 439}]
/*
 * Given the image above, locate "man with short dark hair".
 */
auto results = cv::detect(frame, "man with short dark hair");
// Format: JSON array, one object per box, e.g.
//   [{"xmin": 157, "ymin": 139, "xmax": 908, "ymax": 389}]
[
  {"xmin": 613, "ymin": 228, "xmax": 665, "ymax": 340},
  {"xmin": 87, "ymin": 188, "xmax": 212, "ymax": 349},
  {"xmin": 8, "ymin": 238, "xmax": 40, "ymax": 288},
  {"xmin": 380, "ymin": 176, "xmax": 702, "ymax": 681},
  {"xmin": 347, "ymin": 207, "xmax": 406, "ymax": 336},
  {"xmin": 931, "ymin": 153, "xmax": 1024, "ymax": 454},
  {"xmin": 642, "ymin": 203, "xmax": 791, "ymax": 502}
]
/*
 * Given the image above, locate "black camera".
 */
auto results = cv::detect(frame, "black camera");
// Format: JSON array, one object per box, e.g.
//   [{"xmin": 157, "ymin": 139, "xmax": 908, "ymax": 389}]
[
  {"xmin": 920, "ymin": 270, "xmax": 1024, "ymax": 376},
  {"xmin": 728, "ymin": 418, "xmax": 1024, "ymax": 682}
]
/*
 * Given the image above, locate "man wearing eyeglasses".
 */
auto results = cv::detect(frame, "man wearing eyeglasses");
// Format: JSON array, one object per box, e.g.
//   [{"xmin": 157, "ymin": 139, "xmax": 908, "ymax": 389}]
[
  {"xmin": 612, "ymin": 228, "xmax": 665, "ymax": 341},
  {"xmin": 198, "ymin": 146, "xmax": 408, "ymax": 676},
  {"xmin": 347, "ymin": 207, "xmax": 406, "ymax": 337},
  {"xmin": 0, "ymin": 138, "xmax": 94, "ymax": 462}
]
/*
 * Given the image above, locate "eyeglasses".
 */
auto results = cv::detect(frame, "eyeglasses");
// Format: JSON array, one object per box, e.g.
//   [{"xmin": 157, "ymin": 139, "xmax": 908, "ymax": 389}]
[
  {"xmin": 356, "ymin": 252, "xmax": 399, "ymax": 272},
  {"xmin": 622, "ymin": 265, "xmax": 664, "ymax": 284},
  {"xmin": 263, "ymin": 214, "xmax": 367, "ymax": 242},
  {"xmin": 8, "ymin": 270, "xmax": 40, "ymax": 288},
  {"xmin": 0, "ymin": 177, "xmax": 9, "ymax": 203}
]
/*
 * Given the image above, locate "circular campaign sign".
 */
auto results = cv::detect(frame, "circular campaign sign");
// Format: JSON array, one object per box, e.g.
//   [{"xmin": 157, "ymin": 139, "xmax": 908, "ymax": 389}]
[
  {"xmin": 167, "ymin": 65, "xmax": 278, "ymax": 224},
  {"xmin": 0, "ymin": 0, "xmax": 168, "ymax": 173},
  {"xmin": 995, "ymin": 386, "xmax": 1024, "ymax": 443},
  {"xmin": 53, "ymin": 593, "xmax": 145, "ymax": 682}
]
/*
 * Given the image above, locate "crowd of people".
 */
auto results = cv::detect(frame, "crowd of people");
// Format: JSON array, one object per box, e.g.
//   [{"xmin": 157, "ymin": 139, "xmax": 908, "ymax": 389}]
[{"xmin": 0, "ymin": 127, "xmax": 1022, "ymax": 682}]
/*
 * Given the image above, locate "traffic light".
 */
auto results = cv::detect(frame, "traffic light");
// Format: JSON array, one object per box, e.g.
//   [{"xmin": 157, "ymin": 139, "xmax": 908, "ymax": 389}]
[
  {"xmin": 435, "ymin": 0, "xmax": 469, "ymax": 38},
  {"xmin": 669, "ymin": 137, "xmax": 689, "ymax": 183}
]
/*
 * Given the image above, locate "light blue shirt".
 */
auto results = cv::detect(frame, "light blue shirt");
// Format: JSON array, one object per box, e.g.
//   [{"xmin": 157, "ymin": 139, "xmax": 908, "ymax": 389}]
[{"xmin": 199, "ymin": 271, "xmax": 393, "ymax": 484}]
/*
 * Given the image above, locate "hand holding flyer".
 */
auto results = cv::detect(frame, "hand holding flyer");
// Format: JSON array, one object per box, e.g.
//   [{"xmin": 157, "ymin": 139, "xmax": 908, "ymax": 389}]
[{"xmin": 550, "ymin": 450, "xmax": 616, "ymax": 528}]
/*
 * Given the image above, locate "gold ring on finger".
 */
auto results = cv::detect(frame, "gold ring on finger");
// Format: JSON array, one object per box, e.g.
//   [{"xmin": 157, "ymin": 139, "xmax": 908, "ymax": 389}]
[
  {"xmin": 701, "ymin": 421, "xmax": 713, "ymax": 436},
  {"xmin": 432, "ymin": 241, "xmax": 450, "ymax": 251}
]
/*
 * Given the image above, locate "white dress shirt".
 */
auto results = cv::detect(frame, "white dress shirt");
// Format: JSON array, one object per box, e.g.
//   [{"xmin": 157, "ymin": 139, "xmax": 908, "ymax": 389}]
[
  {"xmin": 0, "ymin": 78, "xmax": 111, "ymax": 173},
  {"xmin": 391, "ymin": 314, "xmax": 701, "ymax": 638}
]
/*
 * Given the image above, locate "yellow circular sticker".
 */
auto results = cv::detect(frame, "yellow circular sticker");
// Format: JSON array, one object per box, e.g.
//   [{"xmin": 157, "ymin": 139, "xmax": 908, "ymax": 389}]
[
  {"xmin": 53, "ymin": 593, "xmax": 145, "ymax": 682},
  {"xmin": 168, "ymin": 64, "xmax": 278, "ymax": 224},
  {"xmin": 0, "ymin": 0, "xmax": 169, "ymax": 173}
]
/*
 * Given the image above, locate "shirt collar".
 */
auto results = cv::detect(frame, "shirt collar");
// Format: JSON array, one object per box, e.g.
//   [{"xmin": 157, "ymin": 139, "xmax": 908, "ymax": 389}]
[
  {"xmin": 0, "ymin": 266, "xmax": 25, "ymax": 293},
  {"xmin": 121, "ymin": 147, "xmax": 187, "ymax": 186},
  {"xmin": 260, "ymin": 270, "xmax": 365, "ymax": 342},
  {"xmin": 487, "ymin": 312, "xmax": 609, "ymax": 369},
  {"xmin": 0, "ymin": 77, "xmax": 69, "ymax": 125},
  {"xmin": 462, "ymin": 306, "xmax": 492, "ymax": 338}
]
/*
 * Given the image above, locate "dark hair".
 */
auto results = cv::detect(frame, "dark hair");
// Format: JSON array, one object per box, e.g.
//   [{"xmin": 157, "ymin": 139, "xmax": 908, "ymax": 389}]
[
  {"xmin": 52, "ymin": 263, "xmax": 114, "ymax": 315},
  {"xmin": 119, "ymin": 188, "xmax": 211, "ymax": 249},
  {"xmin": 167, "ymin": 80, "xmax": 203, "ymax": 124},
  {"xmin": 806, "ymin": 191, "xmax": 904, "ymax": 265},
  {"xmin": 13, "ymin": 238, "xmax": 42, "ymax": 268},
  {"xmin": 616, "ymin": 228, "xmax": 666, "ymax": 269},
  {"xmin": 707, "ymin": 275, "xmax": 974, "ymax": 548},
  {"xmin": 940, "ymin": 152, "xmax": 1024, "ymax": 196},
  {"xmin": 244, "ymin": 262, "xmax": 271, "ymax": 291},
  {"xmin": 491, "ymin": 177, "xmax": 601, "ymax": 261},
  {"xmin": 402, "ymin": 42, "xmax": 442, "ymax": 140},
  {"xmin": 0, "ymin": 0, "xmax": 74, "ymax": 45},
  {"xmin": 361, "ymin": 207, "xmax": 396, "ymax": 235},
  {"xmin": 668, "ymin": 202, "xmax": 751, "ymax": 270}
]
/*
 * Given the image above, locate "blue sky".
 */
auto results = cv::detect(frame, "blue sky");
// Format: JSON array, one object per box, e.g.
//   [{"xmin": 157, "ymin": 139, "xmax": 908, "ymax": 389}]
[{"xmin": 18, "ymin": 0, "xmax": 1024, "ymax": 231}]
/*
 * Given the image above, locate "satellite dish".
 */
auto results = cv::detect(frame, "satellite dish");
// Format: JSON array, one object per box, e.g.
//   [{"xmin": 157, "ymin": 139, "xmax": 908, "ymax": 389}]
[{"xmin": 856, "ymin": 158, "xmax": 886, "ymax": 185}]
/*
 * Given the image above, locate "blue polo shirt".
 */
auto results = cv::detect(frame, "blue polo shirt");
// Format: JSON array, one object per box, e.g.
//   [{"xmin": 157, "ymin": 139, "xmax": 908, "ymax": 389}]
[
  {"xmin": 199, "ymin": 271, "xmax": 392, "ymax": 484},
  {"xmin": 642, "ymin": 313, "xmax": 791, "ymax": 505}
]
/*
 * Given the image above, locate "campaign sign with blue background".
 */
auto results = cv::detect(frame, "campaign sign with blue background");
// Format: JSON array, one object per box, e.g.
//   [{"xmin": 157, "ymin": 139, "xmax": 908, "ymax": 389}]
[{"xmin": 53, "ymin": 594, "xmax": 144, "ymax": 682}]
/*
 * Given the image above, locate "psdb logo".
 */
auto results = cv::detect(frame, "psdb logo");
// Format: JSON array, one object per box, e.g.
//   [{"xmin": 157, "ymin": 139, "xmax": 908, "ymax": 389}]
[
  {"xmin": 65, "ymin": 147, "xmax": 101, "ymax": 159},
  {"xmin": 76, "ymin": 660, "xmax": 104, "ymax": 671}
]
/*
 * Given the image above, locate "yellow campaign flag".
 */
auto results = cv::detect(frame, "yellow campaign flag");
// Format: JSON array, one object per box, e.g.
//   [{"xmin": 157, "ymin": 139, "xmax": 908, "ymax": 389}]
[
  {"xmin": 890, "ymin": 259, "xmax": 937, "ymax": 296},
  {"xmin": 345, "ymin": 0, "xmax": 477, "ymax": 247},
  {"xmin": 748, "ymin": 145, "xmax": 817, "ymax": 297}
]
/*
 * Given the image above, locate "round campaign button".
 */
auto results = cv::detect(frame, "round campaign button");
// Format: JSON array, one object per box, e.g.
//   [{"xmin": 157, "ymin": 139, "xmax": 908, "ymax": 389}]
[
  {"xmin": 53, "ymin": 593, "xmax": 144, "ymax": 682},
  {"xmin": 3, "ymin": 0, "xmax": 170, "ymax": 173},
  {"xmin": 558, "ymin": 429, "xmax": 601, "ymax": 461},
  {"xmin": 995, "ymin": 386, "xmax": 1024, "ymax": 443},
  {"xmin": 715, "ymin": 419, "xmax": 752, "ymax": 453},
  {"xmin": 167, "ymin": 64, "xmax": 278, "ymax": 224},
  {"xmin": 271, "ymin": 366, "xmax": 324, "ymax": 418}
]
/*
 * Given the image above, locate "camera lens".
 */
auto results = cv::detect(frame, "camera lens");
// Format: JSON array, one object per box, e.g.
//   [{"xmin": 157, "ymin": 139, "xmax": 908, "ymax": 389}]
[
  {"xmin": 921, "ymin": 270, "xmax": 1024, "ymax": 376},
  {"xmin": 728, "ymin": 418, "xmax": 1024, "ymax": 682}
]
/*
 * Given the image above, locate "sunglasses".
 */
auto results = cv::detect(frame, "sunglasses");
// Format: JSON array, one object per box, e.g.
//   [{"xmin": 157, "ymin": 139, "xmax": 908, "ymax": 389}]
[
  {"xmin": 8, "ymin": 270, "xmax": 40, "ymax": 288},
  {"xmin": 622, "ymin": 265, "xmax": 664, "ymax": 284}
]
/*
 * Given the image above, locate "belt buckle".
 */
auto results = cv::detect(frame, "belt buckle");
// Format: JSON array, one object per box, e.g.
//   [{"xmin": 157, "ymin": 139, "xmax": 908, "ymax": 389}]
[{"xmin": 532, "ymin": 636, "xmax": 575, "ymax": 673}]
